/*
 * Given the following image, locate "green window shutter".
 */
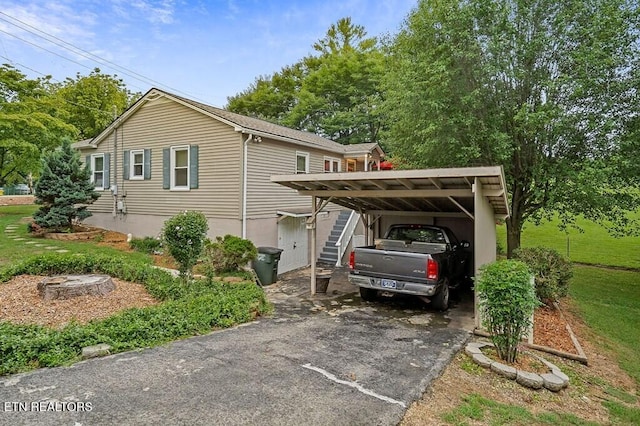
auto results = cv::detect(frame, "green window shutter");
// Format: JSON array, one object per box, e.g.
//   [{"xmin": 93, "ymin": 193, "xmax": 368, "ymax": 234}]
[
  {"xmin": 162, "ymin": 148, "xmax": 170, "ymax": 189},
  {"xmin": 104, "ymin": 153, "xmax": 111, "ymax": 189},
  {"xmin": 85, "ymin": 155, "xmax": 91, "ymax": 174},
  {"xmin": 123, "ymin": 150, "xmax": 130, "ymax": 180},
  {"xmin": 189, "ymin": 145, "xmax": 199, "ymax": 189},
  {"xmin": 144, "ymin": 149, "xmax": 151, "ymax": 180}
]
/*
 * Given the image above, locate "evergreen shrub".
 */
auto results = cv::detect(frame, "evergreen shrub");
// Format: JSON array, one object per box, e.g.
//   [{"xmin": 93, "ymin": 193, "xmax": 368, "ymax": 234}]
[
  {"xmin": 203, "ymin": 235, "xmax": 257, "ymax": 276},
  {"xmin": 32, "ymin": 140, "xmax": 100, "ymax": 232}
]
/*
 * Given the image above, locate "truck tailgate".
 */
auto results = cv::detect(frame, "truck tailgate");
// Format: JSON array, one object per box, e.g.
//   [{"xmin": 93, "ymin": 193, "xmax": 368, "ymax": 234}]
[{"xmin": 352, "ymin": 248, "xmax": 430, "ymax": 282}]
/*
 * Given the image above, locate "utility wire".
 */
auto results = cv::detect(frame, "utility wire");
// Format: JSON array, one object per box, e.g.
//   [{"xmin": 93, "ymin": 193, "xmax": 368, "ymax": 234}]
[
  {"xmin": 0, "ymin": 11, "xmax": 212, "ymax": 104},
  {"xmin": 0, "ymin": 54, "xmax": 124, "ymax": 117}
]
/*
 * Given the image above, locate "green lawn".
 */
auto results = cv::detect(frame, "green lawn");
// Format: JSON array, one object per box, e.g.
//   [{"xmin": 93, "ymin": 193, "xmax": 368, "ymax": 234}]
[
  {"xmin": 570, "ymin": 265, "xmax": 640, "ymax": 385},
  {"xmin": 496, "ymin": 215, "xmax": 640, "ymax": 269},
  {"xmin": 0, "ymin": 205, "xmax": 151, "ymax": 267}
]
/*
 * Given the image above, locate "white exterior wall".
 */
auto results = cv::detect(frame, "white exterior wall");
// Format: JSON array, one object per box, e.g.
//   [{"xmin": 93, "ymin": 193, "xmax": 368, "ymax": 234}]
[{"xmin": 474, "ymin": 177, "xmax": 498, "ymax": 329}]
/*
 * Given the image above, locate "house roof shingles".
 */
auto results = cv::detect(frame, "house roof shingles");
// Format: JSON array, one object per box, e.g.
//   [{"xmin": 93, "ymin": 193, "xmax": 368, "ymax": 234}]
[{"xmin": 79, "ymin": 88, "xmax": 383, "ymax": 156}]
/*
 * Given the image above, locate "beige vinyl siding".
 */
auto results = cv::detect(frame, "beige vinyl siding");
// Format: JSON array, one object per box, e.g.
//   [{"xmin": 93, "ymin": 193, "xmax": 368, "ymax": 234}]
[
  {"xmin": 82, "ymin": 97, "xmax": 243, "ymax": 219},
  {"xmin": 79, "ymin": 149, "xmax": 114, "ymax": 214},
  {"xmin": 246, "ymin": 139, "xmax": 343, "ymax": 218}
]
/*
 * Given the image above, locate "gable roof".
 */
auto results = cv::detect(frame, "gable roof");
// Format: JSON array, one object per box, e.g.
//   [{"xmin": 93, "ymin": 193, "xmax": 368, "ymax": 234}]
[{"xmin": 80, "ymin": 88, "xmax": 383, "ymax": 156}]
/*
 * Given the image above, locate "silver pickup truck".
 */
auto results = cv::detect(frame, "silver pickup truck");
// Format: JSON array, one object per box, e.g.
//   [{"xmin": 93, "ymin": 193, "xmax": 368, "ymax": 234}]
[{"xmin": 348, "ymin": 224, "xmax": 470, "ymax": 310}]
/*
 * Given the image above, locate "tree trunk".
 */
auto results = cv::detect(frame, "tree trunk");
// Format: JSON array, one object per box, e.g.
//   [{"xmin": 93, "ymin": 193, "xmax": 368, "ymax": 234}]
[{"xmin": 506, "ymin": 217, "xmax": 522, "ymax": 258}]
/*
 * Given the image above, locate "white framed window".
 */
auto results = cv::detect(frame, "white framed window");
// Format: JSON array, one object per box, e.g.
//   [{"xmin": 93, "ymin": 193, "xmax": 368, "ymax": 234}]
[
  {"xmin": 296, "ymin": 151, "xmax": 309, "ymax": 174},
  {"xmin": 130, "ymin": 150, "xmax": 144, "ymax": 180},
  {"xmin": 323, "ymin": 157, "xmax": 341, "ymax": 173},
  {"xmin": 171, "ymin": 145, "xmax": 190, "ymax": 189},
  {"xmin": 163, "ymin": 145, "xmax": 198, "ymax": 190},
  {"xmin": 91, "ymin": 154, "xmax": 105, "ymax": 189}
]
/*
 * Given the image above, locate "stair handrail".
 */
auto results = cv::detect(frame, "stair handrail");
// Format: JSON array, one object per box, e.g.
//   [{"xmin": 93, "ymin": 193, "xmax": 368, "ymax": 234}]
[{"xmin": 335, "ymin": 211, "xmax": 360, "ymax": 266}]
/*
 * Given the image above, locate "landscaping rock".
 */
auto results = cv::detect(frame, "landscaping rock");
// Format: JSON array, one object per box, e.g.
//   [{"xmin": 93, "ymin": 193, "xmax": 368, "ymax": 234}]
[
  {"xmin": 516, "ymin": 370, "xmax": 544, "ymax": 389},
  {"xmin": 491, "ymin": 361, "xmax": 517, "ymax": 379},
  {"xmin": 472, "ymin": 353, "xmax": 493, "ymax": 368},
  {"xmin": 541, "ymin": 373, "xmax": 567, "ymax": 392},
  {"xmin": 82, "ymin": 344, "xmax": 111, "ymax": 359}
]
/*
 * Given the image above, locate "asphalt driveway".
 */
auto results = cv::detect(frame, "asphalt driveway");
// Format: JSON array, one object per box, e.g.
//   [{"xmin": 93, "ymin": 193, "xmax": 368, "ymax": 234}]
[{"xmin": 0, "ymin": 267, "xmax": 472, "ymax": 425}]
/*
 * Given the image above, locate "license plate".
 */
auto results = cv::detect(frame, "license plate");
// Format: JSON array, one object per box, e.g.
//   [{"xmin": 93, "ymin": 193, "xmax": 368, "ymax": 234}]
[{"xmin": 381, "ymin": 279, "xmax": 397, "ymax": 289}]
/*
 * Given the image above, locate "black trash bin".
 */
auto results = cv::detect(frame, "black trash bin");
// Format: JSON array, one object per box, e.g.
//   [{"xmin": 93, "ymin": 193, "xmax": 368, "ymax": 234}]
[{"xmin": 252, "ymin": 247, "xmax": 283, "ymax": 285}]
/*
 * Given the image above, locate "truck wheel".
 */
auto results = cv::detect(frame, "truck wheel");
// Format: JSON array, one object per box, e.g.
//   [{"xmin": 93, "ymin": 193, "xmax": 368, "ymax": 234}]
[
  {"xmin": 359, "ymin": 287, "xmax": 377, "ymax": 301},
  {"xmin": 431, "ymin": 282, "xmax": 449, "ymax": 311}
]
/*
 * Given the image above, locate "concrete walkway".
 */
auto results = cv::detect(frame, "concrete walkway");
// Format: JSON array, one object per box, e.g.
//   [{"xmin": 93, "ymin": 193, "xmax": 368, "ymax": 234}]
[{"xmin": 0, "ymin": 265, "xmax": 473, "ymax": 425}]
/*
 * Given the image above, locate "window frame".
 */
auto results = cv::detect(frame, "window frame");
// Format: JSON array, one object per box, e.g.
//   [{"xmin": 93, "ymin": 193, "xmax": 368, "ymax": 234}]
[
  {"xmin": 129, "ymin": 149, "xmax": 145, "ymax": 180},
  {"xmin": 296, "ymin": 151, "xmax": 309, "ymax": 174},
  {"xmin": 170, "ymin": 145, "xmax": 190, "ymax": 190},
  {"xmin": 90, "ymin": 154, "xmax": 106, "ymax": 190},
  {"xmin": 323, "ymin": 156, "xmax": 341, "ymax": 173}
]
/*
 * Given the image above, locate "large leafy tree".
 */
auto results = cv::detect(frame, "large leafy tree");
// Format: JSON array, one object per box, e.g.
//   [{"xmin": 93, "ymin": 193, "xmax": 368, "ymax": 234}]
[
  {"xmin": 383, "ymin": 0, "xmax": 640, "ymax": 255},
  {"xmin": 226, "ymin": 63, "xmax": 305, "ymax": 123},
  {"xmin": 54, "ymin": 68, "xmax": 139, "ymax": 139},
  {"xmin": 0, "ymin": 64, "xmax": 77, "ymax": 186},
  {"xmin": 227, "ymin": 18, "xmax": 385, "ymax": 145},
  {"xmin": 285, "ymin": 18, "xmax": 385, "ymax": 144}
]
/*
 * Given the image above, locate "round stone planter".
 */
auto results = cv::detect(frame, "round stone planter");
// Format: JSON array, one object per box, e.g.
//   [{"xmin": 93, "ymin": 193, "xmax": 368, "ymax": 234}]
[{"xmin": 465, "ymin": 341, "xmax": 569, "ymax": 392}]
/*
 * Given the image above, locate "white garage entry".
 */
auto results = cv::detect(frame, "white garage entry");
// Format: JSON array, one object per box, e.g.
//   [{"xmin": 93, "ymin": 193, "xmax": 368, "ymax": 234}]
[
  {"xmin": 277, "ymin": 215, "xmax": 309, "ymax": 273},
  {"xmin": 272, "ymin": 166, "xmax": 510, "ymax": 328}
]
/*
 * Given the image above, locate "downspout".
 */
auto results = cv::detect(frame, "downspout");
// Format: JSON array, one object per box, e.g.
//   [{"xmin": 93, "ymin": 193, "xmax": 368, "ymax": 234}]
[
  {"xmin": 113, "ymin": 127, "xmax": 118, "ymax": 218},
  {"xmin": 242, "ymin": 133, "xmax": 253, "ymax": 239}
]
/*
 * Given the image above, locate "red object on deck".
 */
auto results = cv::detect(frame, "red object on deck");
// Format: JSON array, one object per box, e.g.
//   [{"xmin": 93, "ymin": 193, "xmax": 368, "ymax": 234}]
[{"xmin": 379, "ymin": 160, "xmax": 393, "ymax": 170}]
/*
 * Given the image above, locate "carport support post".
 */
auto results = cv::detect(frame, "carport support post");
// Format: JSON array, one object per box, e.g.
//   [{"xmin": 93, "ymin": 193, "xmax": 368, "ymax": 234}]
[{"xmin": 310, "ymin": 195, "xmax": 317, "ymax": 295}]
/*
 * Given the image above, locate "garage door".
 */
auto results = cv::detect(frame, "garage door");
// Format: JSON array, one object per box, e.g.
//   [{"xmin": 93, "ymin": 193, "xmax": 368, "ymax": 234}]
[{"xmin": 277, "ymin": 216, "xmax": 309, "ymax": 273}]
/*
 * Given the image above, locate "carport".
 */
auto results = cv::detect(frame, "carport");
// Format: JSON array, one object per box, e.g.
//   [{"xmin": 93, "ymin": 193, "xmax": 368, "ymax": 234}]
[{"xmin": 271, "ymin": 166, "xmax": 509, "ymax": 328}]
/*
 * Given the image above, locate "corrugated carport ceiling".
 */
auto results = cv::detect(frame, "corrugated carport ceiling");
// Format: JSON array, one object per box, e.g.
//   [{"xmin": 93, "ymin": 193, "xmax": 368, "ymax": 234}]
[{"xmin": 271, "ymin": 166, "xmax": 509, "ymax": 218}]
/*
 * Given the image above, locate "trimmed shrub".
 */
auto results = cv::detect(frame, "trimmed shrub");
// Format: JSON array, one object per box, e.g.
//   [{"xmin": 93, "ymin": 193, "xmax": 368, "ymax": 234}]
[
  {"xmin": 162, "ymin": 211, "xmax": 209, "ymax": 279},
  {"xmin": 476, "ymin": 259, "xmax": 538, "ymax": 363},
  {"xmin": 129, "ymin": 236, "xmax": 163, "ymax": 254},
  {"xmin": 203, "ymin": 235, "xmax": 258, "ymax": 277},
  {"xmin": 513, "ymin": 246, "xmax": 573, "ymax": 304}
]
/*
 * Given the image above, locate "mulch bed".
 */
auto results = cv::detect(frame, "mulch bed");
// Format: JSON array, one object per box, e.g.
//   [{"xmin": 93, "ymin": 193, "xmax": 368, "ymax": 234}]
[{"xmin": 533, "ymin": 304, "xmax": 578, "ymax": 354}]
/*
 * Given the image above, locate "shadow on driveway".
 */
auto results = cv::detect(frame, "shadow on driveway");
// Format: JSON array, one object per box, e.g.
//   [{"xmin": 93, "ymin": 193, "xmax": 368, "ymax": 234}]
[{"xmin": 0, "ymin": 267, "xmax": 472, "ymax": 426}]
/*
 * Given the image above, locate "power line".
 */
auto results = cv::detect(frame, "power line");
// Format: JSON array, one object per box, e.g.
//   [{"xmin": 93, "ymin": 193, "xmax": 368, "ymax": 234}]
[
  {"xmin": 0, "ymin": 54, "xmax": 122, "ymax": 117},
  {"xmin": 0, "ymin": 11, "xmax": 212, "ymax": 104}
]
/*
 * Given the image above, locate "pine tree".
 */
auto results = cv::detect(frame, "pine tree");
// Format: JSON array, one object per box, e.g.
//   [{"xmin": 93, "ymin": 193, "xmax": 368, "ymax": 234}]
[{"xmin": 33, "ymin": 140, "xmax": 100, "ymax": 231}]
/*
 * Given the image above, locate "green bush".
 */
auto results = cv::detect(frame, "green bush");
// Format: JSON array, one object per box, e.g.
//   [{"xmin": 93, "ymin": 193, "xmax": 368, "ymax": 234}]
[
  {"xmin": 129, "ymin": 236, "xmax": 163, "ymax": 254},
  {"xmin": 162, "ymin": 211, "xmax": 209, "ymax": 279},
  {"xmin": 476, "ymin": 259, "xmax": 538, "ymax": 363},
  {"xmin": 0, "ymin": 253, "xmax": 271, "ymax": 375},
  {"xmin": 203, "ymin": 235, "xmax": 258, "ymax": 276},
  {"xmin": 512, "ymin": 246, "xmax": 573, "ymax": 304}
]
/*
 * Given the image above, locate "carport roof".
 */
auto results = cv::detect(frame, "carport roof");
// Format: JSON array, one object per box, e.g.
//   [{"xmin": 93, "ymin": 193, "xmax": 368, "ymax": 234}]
[{"xmin": 271, "ymin": 166, "xmax": 509, "ymax": 219}]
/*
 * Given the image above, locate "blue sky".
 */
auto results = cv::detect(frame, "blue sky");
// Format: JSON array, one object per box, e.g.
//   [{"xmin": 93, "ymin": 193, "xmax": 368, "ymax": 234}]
[{"xmin": 0, "ymin": 0, "xmax": 417, "ymax": 106}]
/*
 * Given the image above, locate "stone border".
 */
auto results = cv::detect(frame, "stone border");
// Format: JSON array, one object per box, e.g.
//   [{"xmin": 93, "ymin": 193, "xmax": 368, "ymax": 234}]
[
  {"xmin": 465, "ymin": 341, "xmax": 569, "ymax": 392},
  {"xmin": 44, "ymin": 230, "xmax": 104, "ymax": 241}
]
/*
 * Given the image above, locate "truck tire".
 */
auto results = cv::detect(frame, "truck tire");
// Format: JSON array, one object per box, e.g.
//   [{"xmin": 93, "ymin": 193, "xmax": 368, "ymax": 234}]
[
  {"xmin": 359, "ymin": 287, "xmax": 377, "ymax": 301},
  {"xmin": 431, "ymin": 281, "xmax": 449, "ymax": 311}
]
